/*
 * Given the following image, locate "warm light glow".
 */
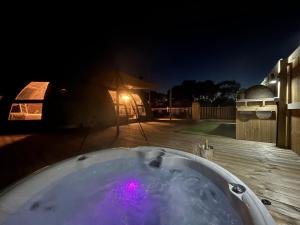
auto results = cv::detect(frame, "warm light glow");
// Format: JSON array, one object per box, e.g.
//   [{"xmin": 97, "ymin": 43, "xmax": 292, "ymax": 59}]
[
  {"xmin": 269, "ymin": 79, "xmax": 277, "ymax": 84},
  {"xmin": 9, "ymin": 82, "xmax": 49, "ymax": 121},
  {"xmin": 108, "ymin": 90, "xmax": 146, "ymax": 119},
  {"xmin": 121, "ymin": 94, "xmax": 130, "ymax": 101},
  {"xmin": 16, "ymin": 82, "xmax": 49, "ymax": 100}
]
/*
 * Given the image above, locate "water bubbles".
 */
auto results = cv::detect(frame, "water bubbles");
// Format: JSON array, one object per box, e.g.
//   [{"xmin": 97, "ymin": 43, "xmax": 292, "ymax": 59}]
[{"xmin": 4, "ymin": 158, "xmax": 244, "ymax": 225}]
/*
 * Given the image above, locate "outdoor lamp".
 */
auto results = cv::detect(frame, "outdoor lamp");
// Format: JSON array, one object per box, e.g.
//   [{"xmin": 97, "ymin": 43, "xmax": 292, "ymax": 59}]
[
  {"xmin": 121, "ymin": 94, "xmax": 130, "ymax": 101},
  {"xmin": 269, "ymin": 73, "xmax": 277, "ymax": 84}
]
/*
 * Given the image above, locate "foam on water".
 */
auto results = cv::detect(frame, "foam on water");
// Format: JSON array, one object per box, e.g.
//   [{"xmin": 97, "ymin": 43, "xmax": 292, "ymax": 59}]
[{"xmin": 4, "ymin": 157, "xmax": 244, "ymax": 225}]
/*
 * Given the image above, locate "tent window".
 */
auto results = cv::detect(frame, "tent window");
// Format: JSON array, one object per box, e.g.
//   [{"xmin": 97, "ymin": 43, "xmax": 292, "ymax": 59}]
[
  {"xmin": 16, "ymin": 82, "xmax": 49, "ymax": 100},
  {"xmin": 11, "ymin": 104, "xmax": 21, "ymax": 113},
  {"xmin": 8, "ymin": 103, "xmax": 43, "ymax": 120},
  {"xmin": 132, "ymin": 94, "xmax": 146, "ymax": 116},
  {"xmin": 8, "ymin": 82, "xmax": 49, "ymax": 121}
]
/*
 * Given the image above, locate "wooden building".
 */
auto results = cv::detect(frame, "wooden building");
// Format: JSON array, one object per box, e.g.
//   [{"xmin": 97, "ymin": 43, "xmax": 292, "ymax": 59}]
[{"xmin": 259, "ymin": 46, "xmax": 300, "ymax": 154}]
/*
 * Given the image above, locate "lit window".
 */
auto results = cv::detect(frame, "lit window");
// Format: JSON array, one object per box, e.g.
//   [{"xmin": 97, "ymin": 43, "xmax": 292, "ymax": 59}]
[
  {"xmin": 8, "ymin": 82, "xmax": 49, "ymax": 121},
  {"xmin": 16, "ymin": 82, "xmax": 49, "ymax": 100}
]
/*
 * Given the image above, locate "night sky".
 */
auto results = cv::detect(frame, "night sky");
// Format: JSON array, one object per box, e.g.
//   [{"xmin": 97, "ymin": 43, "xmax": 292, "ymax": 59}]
[{"xmin": 2, "ymin": 3, "xmax": 300, "ymax": 92}]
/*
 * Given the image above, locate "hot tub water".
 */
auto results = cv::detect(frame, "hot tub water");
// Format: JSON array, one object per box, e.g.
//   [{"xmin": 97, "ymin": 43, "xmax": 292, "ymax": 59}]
[{"xmin": 3, "ymin": 157, "xmax": 244, "ymax": 225}]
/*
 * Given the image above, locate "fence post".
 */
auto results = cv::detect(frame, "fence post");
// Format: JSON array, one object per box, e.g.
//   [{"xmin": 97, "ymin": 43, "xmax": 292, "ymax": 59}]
[{"xmin": 192, "ymin": 102, "xmax": 201, "ymax": 121}]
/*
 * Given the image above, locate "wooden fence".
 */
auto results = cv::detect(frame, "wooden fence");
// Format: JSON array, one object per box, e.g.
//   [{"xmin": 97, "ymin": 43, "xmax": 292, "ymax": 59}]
[
  {"xmin": 199, "ymin": 107, "xmax": 236, "ymax": 120},
  {"xmin": 236, "ymin": 100, "xmax": 277, "ymax": 143},
  {"xmin": 152, "ymin": 107, "xmax": 191, "ymax": 119},
  {"xmin": 152, "ymin": 106, "xmax": 236, "ymax": 120}
]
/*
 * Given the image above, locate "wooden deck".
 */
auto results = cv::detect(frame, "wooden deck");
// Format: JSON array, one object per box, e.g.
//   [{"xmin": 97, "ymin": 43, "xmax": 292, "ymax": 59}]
[{"xmin": 0, "ymin": 120, "xmax": 299, "ymax": 224}]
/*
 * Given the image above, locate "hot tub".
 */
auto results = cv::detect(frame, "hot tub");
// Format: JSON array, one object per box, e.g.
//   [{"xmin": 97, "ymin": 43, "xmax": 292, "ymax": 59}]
[{"xmin": 0, "ymin": 146, "xmax": 275, "ymax": 225}]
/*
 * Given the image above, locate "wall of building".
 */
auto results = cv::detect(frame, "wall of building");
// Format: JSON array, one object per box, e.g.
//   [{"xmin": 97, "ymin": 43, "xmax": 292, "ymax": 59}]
[
  {"xmin": 260, "ymin": 46, "xmax": 300, "ymax": 154},
  {"xmin": 288, "ymin": 47, "xmax": 300, "ymax": 154}
]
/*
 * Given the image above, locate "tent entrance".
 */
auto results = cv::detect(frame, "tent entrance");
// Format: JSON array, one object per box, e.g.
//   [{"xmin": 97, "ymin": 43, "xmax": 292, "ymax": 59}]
[{"xmin": 108, "ymin": 90, "xmax": 146, "ymax": 121}]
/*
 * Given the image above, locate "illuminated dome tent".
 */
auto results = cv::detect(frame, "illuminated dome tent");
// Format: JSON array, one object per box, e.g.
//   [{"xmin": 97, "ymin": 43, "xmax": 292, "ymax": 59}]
[{"xmin": 7, "ymin": 71, "xmax": 155, "ymax": 128}]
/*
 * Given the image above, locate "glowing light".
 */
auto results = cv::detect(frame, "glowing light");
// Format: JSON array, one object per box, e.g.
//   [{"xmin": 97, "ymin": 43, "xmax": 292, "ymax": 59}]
[
  {"xmin": 269, "ymin": 79, "xmax": 277, "ymax": 84},
  {"xmin": 15, "ymin": 82, "xmax": 49, "ymax": 100},
  {"xmin": 127, "ymin": 181, "xmax": 139, "ymax": 191},
  {"xmin": 93, "ymin": 177, "xmax": 155, "ymax": 224},
  {"xmin": 121, "ymin": 94, "xmax": 130, "ymax": 101},
  {"xmin": 278, "ymin": 60, "xmax": 281, "ymax": 73},
  {"xmin": 118, "ymin": 180, "xmax": 141, "ymax": 201},
  {"xmin": 9, "ymin": 81, "xmax": 49, "ymax": 121}
]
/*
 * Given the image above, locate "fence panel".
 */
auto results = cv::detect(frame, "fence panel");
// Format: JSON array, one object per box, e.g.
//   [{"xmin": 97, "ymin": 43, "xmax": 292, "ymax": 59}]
[
  {"xmin": 199, "ymin": 106, "xmax": 235, "ymax": 120},
  {"xmin": 152, "ymin": 106, "xmax": 236, "ymax": 120}
]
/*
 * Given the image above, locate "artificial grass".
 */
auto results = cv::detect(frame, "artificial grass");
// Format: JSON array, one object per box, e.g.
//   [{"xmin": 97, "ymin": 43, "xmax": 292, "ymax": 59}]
[{"xmin": 181, "ymin": 121, "xmax": 236, "ymax": 138}]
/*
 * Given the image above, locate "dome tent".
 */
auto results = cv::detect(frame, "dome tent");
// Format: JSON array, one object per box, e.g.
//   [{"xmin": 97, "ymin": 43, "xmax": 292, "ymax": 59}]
[
  {"xmin": 6, "ymin": 71, "xmax": 155, "ymax": 129},
  {"xmin": 42, "ymin": 80, "xmax": 116, "ymax": 128}
]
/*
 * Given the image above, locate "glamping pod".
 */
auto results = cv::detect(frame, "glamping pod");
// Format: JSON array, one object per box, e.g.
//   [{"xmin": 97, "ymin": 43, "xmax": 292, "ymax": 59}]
[{"xmin": 4, "ymin": 72, "xmax": 155, "ymax": 129}]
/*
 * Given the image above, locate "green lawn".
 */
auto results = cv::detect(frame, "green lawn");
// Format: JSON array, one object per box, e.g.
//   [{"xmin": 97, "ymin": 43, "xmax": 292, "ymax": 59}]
[{"xmin": 181, "ymin": 120, "xmax": 236, "ymax": 138}]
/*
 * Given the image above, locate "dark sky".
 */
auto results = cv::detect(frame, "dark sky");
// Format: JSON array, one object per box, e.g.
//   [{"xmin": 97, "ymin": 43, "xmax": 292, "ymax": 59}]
[{"xmin": 2, "ymin": 3, "xmax": 300, "ymax": 92}]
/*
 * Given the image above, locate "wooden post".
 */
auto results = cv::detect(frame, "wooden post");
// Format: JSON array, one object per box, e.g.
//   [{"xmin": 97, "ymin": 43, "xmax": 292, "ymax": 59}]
[
  {"xmin": 116, "ymin": 74, "xmax": 120, "ymax": 136},
  {"xmin": 286, "ymin": 63, "xmax": 292, "ymax": 148},
  {"xmin": 192, "ymin": 102, "xmax": 200, "ymax": 121},
  {"xmin": 277, "ymin": 59, "xmax": 288, "ymax": 148},
  {"xmin": 169, "ymin": 88, "xmax": 172, "ymax": 120},
  {"xmin": 148, "ymin": 90, "xmax": 151, "ymax": 105}
]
